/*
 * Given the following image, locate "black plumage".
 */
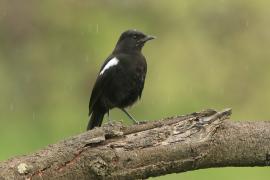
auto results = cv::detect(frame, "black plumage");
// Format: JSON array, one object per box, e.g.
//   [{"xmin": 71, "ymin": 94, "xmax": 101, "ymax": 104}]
[{"xmin": 87, "ymin": 29, "xmax": 155, "ymax": 130}]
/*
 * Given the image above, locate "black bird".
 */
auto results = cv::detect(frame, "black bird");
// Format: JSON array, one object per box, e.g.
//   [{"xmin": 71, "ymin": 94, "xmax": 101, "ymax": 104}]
[{"xmin": 87, "ymin": 29, "xmax": 155, "ymax": 130}]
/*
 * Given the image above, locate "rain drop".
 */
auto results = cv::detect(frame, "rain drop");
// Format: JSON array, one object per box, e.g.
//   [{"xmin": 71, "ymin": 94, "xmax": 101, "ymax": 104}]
[
  {"xmin": 10, "ymin": 103, "xmax": 14, "ymax": 111},
  {"xmin": 85, "ymin": 55, "xmax": 89, "ymax": 62},
  {"xmin": 32, "ymin": 112, "xmax": 36, "ymax": 120},
  {"xmin": 96, "ymin": 24, "xmax": 99, "ymax": 33}
]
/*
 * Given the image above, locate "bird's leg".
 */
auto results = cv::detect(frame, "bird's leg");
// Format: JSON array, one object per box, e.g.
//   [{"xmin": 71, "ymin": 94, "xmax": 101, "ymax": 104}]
[
  {"xmin": 107, "ymin": 110, "xmax": 113, "ymax": 125},
  {"xmin": 121, "ymin": 108, "xmax": 139, "ymax": 124}
]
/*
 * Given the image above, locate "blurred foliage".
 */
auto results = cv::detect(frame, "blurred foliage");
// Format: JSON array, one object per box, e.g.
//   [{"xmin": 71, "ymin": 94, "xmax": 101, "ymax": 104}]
[{"xmin": 0, "ymin": 0, "xmax": 270, "ymax": 179}]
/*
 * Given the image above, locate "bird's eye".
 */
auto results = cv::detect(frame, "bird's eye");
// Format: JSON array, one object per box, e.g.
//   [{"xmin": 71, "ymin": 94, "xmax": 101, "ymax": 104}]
[{"xmin": 133, "ymin": 35, "xmax": 137, "ymax": 39}]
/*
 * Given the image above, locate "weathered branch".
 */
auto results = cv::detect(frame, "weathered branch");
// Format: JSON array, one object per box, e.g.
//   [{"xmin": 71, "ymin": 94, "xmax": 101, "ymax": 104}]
[{"xmin": 0, "ymin": 109, "xmax": 269, "ymax": 180}]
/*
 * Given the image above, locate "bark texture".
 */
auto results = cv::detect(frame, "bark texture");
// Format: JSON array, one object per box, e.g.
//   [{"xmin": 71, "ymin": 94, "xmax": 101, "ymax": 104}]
[{"xmin": 0, "ymin": 108, "xmax": 269, "ymax": 180}]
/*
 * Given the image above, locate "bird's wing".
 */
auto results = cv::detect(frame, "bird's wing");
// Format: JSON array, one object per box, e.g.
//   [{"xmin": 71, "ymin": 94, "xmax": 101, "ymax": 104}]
[
  {"xmin": 138, "ymin": 60, "xmax": 147, "ymax": 98},
  {"xmin": 88, "ymin": 55, "xmax": 119, "ymax": 115}
]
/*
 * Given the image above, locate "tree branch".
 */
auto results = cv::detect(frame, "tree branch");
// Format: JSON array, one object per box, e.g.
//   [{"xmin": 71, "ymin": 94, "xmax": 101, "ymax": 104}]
[{"xmin": 0, "ymin": 109, "xmax": 269, "ymax": 180}]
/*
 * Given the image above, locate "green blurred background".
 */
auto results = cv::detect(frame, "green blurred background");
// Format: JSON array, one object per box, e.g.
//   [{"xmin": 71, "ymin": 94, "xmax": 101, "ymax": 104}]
[{"xmin": 0, "ymin": 0, "xmax": 269, "ymax": 179}]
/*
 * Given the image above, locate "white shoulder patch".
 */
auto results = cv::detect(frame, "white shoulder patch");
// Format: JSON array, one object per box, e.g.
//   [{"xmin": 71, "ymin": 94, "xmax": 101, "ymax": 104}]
[{"xmin": 100, "ymin": 57, "xmax": 119, "ymax": 75}]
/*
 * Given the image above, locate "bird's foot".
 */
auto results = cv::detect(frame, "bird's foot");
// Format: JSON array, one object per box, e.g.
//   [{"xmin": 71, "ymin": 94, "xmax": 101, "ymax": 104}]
[
  {"xmin": 134, "ymin": 120, "xmax": 147, "ymax": 125},
  {"xmin": 108, "ymin": 121, "xmax": 113, "ymax": 126},
  {"xmin": 108, "ymin": 119, "xmax": 115, "ymax": 126},
  {"xmin": 104, "ymin": 120, "xmax": 124, "ymax": 129}
]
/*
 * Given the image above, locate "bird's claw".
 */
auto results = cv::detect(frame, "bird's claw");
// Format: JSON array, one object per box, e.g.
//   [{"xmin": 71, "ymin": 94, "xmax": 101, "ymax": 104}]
[
  {"xmin": 134, "ymin": 120, "xmax": 147, "ymax": 125},
  {"xmin": 108, "ymin": 122, "xmax": 113, "ymax": 126}
]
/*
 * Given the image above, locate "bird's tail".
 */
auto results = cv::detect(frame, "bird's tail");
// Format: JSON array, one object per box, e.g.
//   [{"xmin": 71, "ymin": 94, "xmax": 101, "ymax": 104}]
[{"xmin": 87, "ymin": 108, "xmax": 106, "ymax": 130}]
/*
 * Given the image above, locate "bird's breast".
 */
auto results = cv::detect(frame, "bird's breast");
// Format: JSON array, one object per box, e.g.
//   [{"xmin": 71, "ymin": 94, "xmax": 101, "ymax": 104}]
[{"xmin": 103, "ymin": 54, "xmax": 147, "ymax": 108}]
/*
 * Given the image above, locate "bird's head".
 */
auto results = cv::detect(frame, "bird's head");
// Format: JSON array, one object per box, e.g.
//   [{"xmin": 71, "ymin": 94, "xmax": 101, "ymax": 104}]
[{"xmin": 114, "ymin": 29, "xmax": 155, "ymax": 53}]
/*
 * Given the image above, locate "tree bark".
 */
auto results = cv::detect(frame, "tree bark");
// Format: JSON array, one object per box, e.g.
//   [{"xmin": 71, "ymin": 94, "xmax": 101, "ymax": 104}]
[{"xmin": 0, "ymin": 108, "xmax": 269, "ymax": 180}]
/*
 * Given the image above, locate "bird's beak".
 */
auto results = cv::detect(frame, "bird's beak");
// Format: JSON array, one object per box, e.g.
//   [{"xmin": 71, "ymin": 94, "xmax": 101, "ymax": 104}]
[{"xmin": 140, "ymin": 35, "xmax": 156, "ymax": 43}]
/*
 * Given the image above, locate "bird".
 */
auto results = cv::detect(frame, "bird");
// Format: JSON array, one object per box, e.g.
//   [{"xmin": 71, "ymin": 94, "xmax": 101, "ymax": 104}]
[{"xmin": 87, "ymin": 29, "xmax": 155, "ymax": 130}]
